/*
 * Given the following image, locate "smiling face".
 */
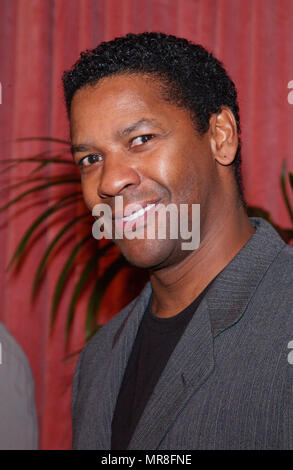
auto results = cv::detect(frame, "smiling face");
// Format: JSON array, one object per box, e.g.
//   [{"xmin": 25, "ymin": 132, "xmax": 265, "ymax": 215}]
[{"xmin": 70, "ymin": 73, "xmax": 221, "ymax": 269}]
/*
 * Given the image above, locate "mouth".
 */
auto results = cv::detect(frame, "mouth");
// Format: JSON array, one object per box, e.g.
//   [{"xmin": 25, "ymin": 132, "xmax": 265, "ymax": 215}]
[
  {"xmin": 113, "ymin": 199, "xmax": 161, "ymax": 234},
  {"xmin": 121, "ymin": 203, "xmax": 156, "ymax": 222}
]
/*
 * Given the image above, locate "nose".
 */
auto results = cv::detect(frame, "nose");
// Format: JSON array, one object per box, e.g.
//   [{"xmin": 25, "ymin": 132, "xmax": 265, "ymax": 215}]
[{"xmin": 97, "ymin": 152, "xmax": 141, "ymax": 198}]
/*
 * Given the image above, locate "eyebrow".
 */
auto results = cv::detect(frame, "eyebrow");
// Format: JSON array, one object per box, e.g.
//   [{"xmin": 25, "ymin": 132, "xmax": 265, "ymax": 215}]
[
  {"xmin": 71, "ymin": 118, "xmax": 164, "ymax": 156},
  {"xmin": 118, "ymin": 118, "xmax": 164, "ymax": 137},
  {"xmin": 71, "ymin": 143, "xmax": 93, "ymax": 155}
]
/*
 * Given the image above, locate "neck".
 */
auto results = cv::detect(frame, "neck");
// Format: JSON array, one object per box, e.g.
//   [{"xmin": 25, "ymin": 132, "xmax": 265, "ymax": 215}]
[{"xmin": 149, "ymin": 202, "xmax": 255, "ymax": 318}]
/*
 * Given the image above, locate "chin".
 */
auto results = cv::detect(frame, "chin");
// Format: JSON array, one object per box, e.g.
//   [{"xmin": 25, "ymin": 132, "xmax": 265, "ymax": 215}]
[{"xmin": 117, "ymin": 238, "xmax": 178, "ymax": 270}]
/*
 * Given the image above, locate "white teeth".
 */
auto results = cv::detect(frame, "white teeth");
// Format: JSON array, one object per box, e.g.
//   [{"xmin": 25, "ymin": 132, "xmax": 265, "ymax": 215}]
[{"xmin": 122, "ymin": 204, "xmax": 155, "ymax": 222}]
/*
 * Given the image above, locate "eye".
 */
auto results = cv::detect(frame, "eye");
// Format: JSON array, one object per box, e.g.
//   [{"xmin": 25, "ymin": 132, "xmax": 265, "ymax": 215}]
[
  {"xmin": 130, "ymin": 134, "xmax": 154, "ymax": 148},
  {"xmin": 78, "ymin": 154, "xmax": 102, "ymax": 168}
]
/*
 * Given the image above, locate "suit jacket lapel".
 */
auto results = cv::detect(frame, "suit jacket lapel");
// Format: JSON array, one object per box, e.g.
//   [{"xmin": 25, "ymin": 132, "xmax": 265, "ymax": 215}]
[
  {"xmin": 96, "ymin": 282, "xmax": 152, "ymax": 449},
  {"xmin": 128, "ymin": 297, "xmax": 214, "ymax": 450}
]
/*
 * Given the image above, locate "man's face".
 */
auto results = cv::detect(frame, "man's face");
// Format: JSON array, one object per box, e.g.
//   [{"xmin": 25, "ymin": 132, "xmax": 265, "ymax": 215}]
[{"xmin": 70, "ymin": 73, "xmax": 218, "ymax": 269}]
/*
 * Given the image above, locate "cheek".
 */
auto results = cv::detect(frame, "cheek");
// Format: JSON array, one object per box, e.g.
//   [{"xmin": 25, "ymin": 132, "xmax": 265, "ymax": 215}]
[
  {"xmin": 149, "ymin": 144, "xmax": 185, "ymax": 191},
  {"xmin": 81, "ymin": 174, "xmax": 100, "ymax": 210},
  {"xmin": 154, "ymin": 145, "xmax": 201, "ymax": 202}
]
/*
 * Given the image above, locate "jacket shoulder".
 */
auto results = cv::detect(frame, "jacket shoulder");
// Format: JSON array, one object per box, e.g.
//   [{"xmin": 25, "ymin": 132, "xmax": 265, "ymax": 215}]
[
  {"xmin": 75, "ymin": 281, "xmax": 151, "ymax": 372},
  {"xmin": 274, "ymin": 243, "xmax": 293, "ymax": 287},
  {"xmin": 83, "ymin": 294, "xmax": 141, "ymax": 358}
]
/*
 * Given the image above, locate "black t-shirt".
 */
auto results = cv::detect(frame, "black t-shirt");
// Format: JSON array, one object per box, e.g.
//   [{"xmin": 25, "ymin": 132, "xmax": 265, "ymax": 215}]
[{"xmin": 111, "ymin": 285, "xmax": 209, "ymax": 450}]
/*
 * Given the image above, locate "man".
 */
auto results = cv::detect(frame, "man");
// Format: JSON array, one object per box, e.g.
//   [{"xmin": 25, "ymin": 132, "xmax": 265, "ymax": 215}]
[{"xmin": 63, "ymin": 32, "xmax": 293, "ymax": 450}]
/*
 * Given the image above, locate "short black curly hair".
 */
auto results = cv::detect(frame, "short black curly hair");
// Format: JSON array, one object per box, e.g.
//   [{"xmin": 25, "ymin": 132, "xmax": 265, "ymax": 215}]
[{"xmin": 62, "ymin": 32, "xmax": 244, "ymax": 204}]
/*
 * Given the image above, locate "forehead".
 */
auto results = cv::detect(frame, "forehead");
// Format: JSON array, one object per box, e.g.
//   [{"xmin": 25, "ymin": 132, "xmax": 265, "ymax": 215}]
[
  {"xmin": 69, "ymin": 73, "xmax": 193, "ymax": 139},
  {"xmin": 71, "ymin": 73, "xmax": 166, "ymax": 109}
]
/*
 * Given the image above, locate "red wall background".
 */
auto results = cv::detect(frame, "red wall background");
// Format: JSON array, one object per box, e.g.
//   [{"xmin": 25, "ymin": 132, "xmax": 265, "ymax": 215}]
[{"xmin": 0, "ymin": 0, "xmax": 293, "ymax": 450}]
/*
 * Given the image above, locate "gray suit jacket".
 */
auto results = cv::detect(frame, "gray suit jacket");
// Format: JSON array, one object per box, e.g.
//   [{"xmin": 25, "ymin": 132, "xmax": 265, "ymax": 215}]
[{"xmin": 72, "ymin": 217, "xmax": 293, "ymax": 449}]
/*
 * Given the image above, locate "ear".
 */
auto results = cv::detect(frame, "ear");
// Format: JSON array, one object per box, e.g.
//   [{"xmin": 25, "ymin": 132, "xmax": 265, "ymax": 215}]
[{"xmin": 209, "ymin": 106, "xmax": 238, "ymax": 166}]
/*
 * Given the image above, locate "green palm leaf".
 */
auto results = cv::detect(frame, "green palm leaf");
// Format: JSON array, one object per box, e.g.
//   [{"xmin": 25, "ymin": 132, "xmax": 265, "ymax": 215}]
[
  {"xmin": 85, "ymin": 326, "xmax": 102, "ymax": 343},
  {"xmin": 0, "ymin": 157, "xmax": 74, "ymax": 166},
  {"xmin": 0, "ymin": 147, "xmax": 74, "ymax": 176},
  {"xmin": 281, "ymin": 160, "xmax": 293, "ymax": 223},
  {"xmin": 0, "ymin": 179, "xmax": 81, "ymax": 213},
  {"xmin": 0, "ymin": 162, "xmax": 20, "ymax": 176},
  {"xmin": 15, "ymin": 136, "xmax": 70, "ymax": 145},
  {"xmin": 6, "ymin": 192, "xmax": 82, "ymax": 271},
  {"xmin": 32, "ymin": 212, "xmax": 90, "ymax": 299},
  {"xmin": 0, "ymin": 174, "xmax": 79, "ymax": 193},
  {"xmin": 65, "ymin": 242, "xmax": 116, "ymax": 344},
  {"xmin": 27, "ymin": 158, "xmax": 75, "ymax": 176},
  {"xmin": 85, "ymin": 255, "xmax": 127, "ymax": 341},
  {"xmin": 51, "ymin": 234, "xmax": 93, "ymax": 330},
  {"xmin": 65, "ymin": 254, "xmax": 100, "ymax": 344}
]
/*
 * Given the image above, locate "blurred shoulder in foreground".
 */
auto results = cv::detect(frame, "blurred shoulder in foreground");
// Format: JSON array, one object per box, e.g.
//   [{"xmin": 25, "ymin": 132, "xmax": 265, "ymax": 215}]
[{"xmin": 0, "ymin": 323, "xmax": 38, "ymax": 450}]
